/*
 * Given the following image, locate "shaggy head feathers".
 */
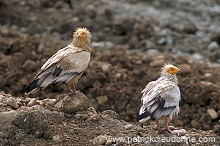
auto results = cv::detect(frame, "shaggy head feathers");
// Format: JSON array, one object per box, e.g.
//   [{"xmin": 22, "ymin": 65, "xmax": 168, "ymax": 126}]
[
  {"xmin": 162, "ymin": 63, "xmax": 181, "ymax": 75},
  {"xmin": 72, "ymin": 27, "xmax": 92, "ymax": 51}
]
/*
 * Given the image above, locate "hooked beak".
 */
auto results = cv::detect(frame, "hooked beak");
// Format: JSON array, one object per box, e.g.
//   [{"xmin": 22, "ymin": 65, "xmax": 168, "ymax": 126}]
[{"xmin": 77, "ymin": 34, "xmax": 81, "ymax": 39}]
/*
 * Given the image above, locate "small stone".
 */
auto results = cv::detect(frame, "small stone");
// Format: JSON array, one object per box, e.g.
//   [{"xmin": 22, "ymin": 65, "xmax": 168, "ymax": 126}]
[
  {"xmin": 172, "ymin": 129, "xmax": 186, "ymax": 136},
  {"xmin": 178, "ymin": 64, "xmax": 191, "ymax": 73},
  {"xmin": 53, "ymin": 135, "xmax": 60, "ymax": 141},
  {"xmin": 44, "ymin": 110, "xmax": 54, "ymax": 115},
  {"xmin": 192, "ymin": 53, "xmax": 203, "ymax": 60},
  {"xmin": 124, "ymin": 124, "xmax": 133, "ymax": 129},
  {"xmin": 93, "ymin": 135, "xmax": 107, "ymax": 145},
  {"xmin": 59, "ymin": 112, "xmax": 65, "ymax": 118},
  {"xmin": 75, "ymin": 113, "xmax": 88, "ymax": 120},
  {"xmin": 208, "ymin": 41, "xmax": 219, "ymax": 51},
  {"xmin": 27, "ymin": 98, "xmax": 37, "ymax": 106},
  {"xmin": 207, "ymin": 109, "xmax": 218, "ymax": 120},
  {"xmin": 204, "ymin": 73, "xmax": 212, "ymax": 77},
  {"xmin": 178, "ymin": 129, "xmax": 187, "ymax": 135},
  {"xmin": 200, "ymin": 81, "xmax": 218, "ymax": 88},
  {"xmin": 157, "ymin": 37, "xmax": 166, "ymax": 45},
  {"xmin": 101, "ymin": 63, "xmax": 112, "ymax": 71},
  {"xmin": 96, "ymin": 95, "xmax": 108, "ymax": 105},
  {"xmin": 191, "ymin": 120, "xmax": 200, "ymax": 129},
  {"xmin": 0, "ymin": 110, "xmax": 18, "ymax": 127},
  {"xmin": 5, "ymin": 97, "xmax": 19, "ymax": 109},
  {"xmin": 149, "ymin": 59, "xmax": 164, "ymax": 67}
]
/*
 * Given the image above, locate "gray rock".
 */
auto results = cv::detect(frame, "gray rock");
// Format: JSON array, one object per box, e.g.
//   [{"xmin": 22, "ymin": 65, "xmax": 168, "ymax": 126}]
[
  {"xmin": 0, "ymin": 110, "xmax": 18, "ymax": 128},
  {"xmin": 59, "ymin": 112, "xmax": 65, "ymax": 118},
  {"xmin": 192, "ymin": 53, "xmax": 204, "ymax": 60},
  {"xmin": 12, "ymin": 110, "xmax": 52, "ymax": 140},
  {"xmin": 93, "ymin": 135, "xmax": 107, "ymax": 145},
  {"xmin": 172, "ymin": 129, "xmax": 187, "ymax": 136},
  {"xmin": 208, "ymin": 41, "xmax": 219, "ymax": 51},
  {"xmin": 27, "ymin": 98, "xmax": 37, "ymax": 107},
  {"xmin": 96, "ymin": 95, "xmax": 108, "ymax": 105},
  {"xmin": 44, "ymin": 110, "xmax": 54, "ymax": 115},
  {"xmin": 207, "ymin": 109, "xmax": 218, "ymax": 120},
  {"xmin": 157, "ymin": 37, "xmax": 166, "ymax": 45},
  {"xmin": 178, "ymin": 64, "xmax": 191, "ymax": 73},
  {"xmin": 5, "ymin": 97, "xmax": 19, "ymax": 109},
  {"xmin": 58, "ymin": 94, "xmax": 89, "ymax": 114},
  {"xmin": 124, "ymin": 124, "xmax": 133, "ymax": 129},
  {"xmin": 53, "ymin": 135, "xmax": 60, "ymax": 141}
]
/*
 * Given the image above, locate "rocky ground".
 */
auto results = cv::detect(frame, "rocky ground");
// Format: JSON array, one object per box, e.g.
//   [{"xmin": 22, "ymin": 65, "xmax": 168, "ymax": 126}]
[{"xmin": 0, "ymin": 0, "xmax": 220, "ymax": 145}]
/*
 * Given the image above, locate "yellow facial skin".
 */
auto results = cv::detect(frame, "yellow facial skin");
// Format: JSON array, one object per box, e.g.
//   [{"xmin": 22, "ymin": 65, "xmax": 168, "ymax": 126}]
[
  {"xmin": 75, "ymin": 31, "xmax": 86, "ymax": 41},
  {"xmin": 167, "ymin": 66, "xmax": 181, "ymax": 75}
]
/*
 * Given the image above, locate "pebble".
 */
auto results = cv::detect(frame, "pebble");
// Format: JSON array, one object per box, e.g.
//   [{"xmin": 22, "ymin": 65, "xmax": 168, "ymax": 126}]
[
  {"xmin": 0, "ymin": 110, "xmax": 18, "ymax": 127},
  {"xmin": 192, "ymin": 53, "xmax": 203, "ymax": 60},
  {"xmin": 178, "ymin": 64, "xmax": 191, "ymax": 73},
  {"xmin": 75, "ymin": 113, "xmax": 88, "ymax": 120},
  {"xmin": 93, "ymin": 135, "xmax": 107, "ymax": 145},
  {"xmin": 172, "ymin": 129, "xmax": 187, "ymax": 136},
  {"xmin": 191, "ymin": 120, "xmax": 200, "ymax": 129},
  {"xmin": 149, "ymin": 59, "xmax": 164, "ymax": 67},
  {"xmin": 5, "ymin": 97, "xmax": 19, "ymax": 109},
  {"xmin": 157, "ymin": 37, "xmax": 166, "ymax": 45},
  {"xmin": 96, "ymin": 95, "xmax": 108, "ymax": 105},
  {"xmin": 204, "ymin": 73, "xmax": 212, "ymax": 77},
  {"xmin": 92, "ymin": 41, "xmax": 114, "ymax": 51},
  {"xmin": 59, "ymin": 112, "xmax": 65, "ymax": 118},
  {"xmin": 27, "ymin": 98, "xmax": 37, "ymax": 106},
  {"xmin": 124, "ymin": 124, "xmax": 133, "ymax": 129},
  {"xmin": 208, "ymin": 41, "xmax": 219, "ymax": 51},
  {"xmin": 207, "ymin": 109, "xmax": 218, "ymax": 120},
  {"xmin": 53, "ymin": 135, "xmax": 60, "ymax": 141},
  {"xmin": 101, "ymin": 63, "xmax": 112, "ymax": 72},
  {"xmin": 44, "ymin": 110, "xmax": 54, "ymax": 115}
]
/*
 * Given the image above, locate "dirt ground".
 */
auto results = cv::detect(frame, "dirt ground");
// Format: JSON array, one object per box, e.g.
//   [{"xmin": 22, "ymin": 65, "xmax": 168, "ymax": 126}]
[{"xmin": 0, "ymin": 0, "xmax": 220, "ymax": 145}]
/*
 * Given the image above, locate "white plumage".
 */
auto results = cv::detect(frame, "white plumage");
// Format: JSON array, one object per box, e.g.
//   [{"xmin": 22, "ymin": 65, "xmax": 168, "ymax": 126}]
[
  {"xmin": 26, "ymin": 27, "xmax": 92, "ymax": 95},
  {"xmin": 138, "ymin": 64, "xmax": 181, "ymax": 133}
]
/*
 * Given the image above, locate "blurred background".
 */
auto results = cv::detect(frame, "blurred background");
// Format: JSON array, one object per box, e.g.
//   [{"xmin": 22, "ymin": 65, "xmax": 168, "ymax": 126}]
[{"xmin": 0, "ymin": 0, "xmax": 220, "ymax": 130}]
